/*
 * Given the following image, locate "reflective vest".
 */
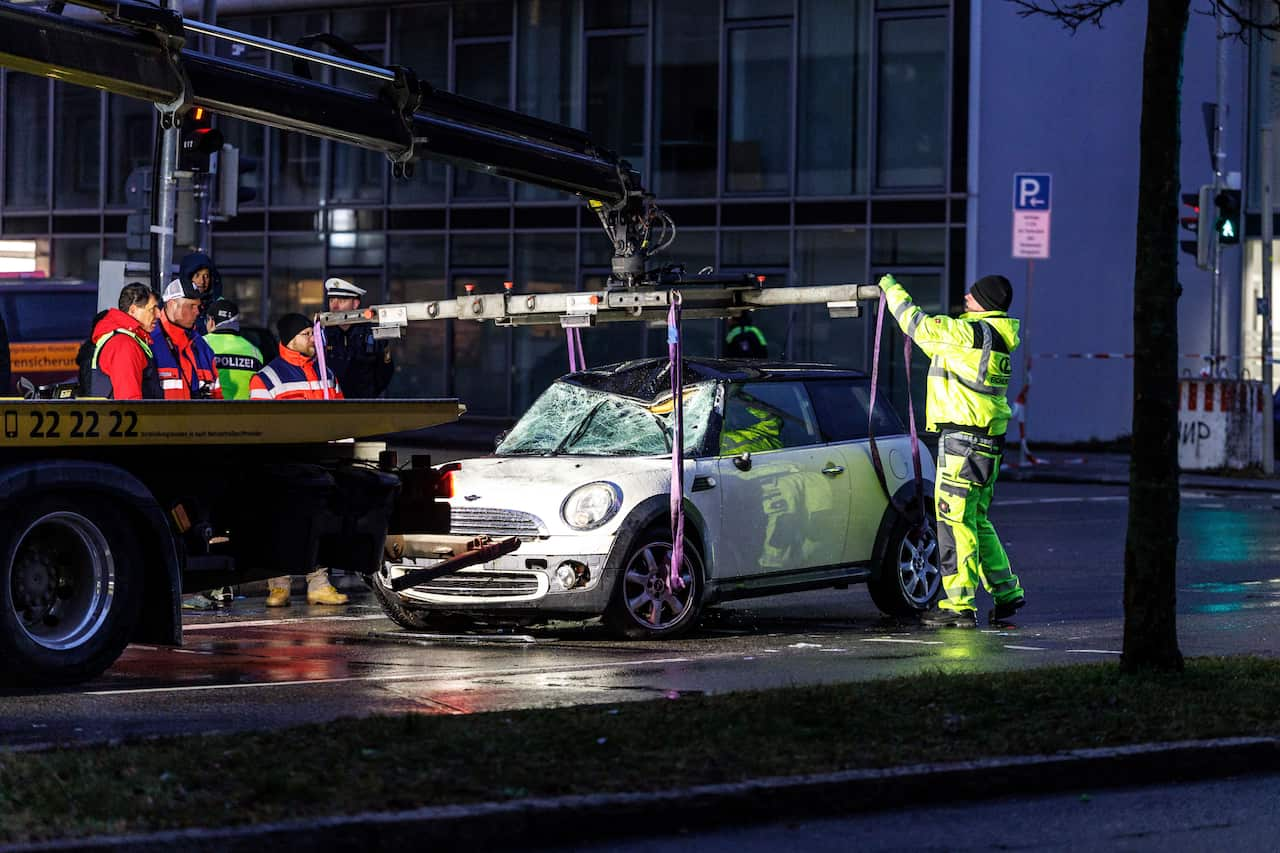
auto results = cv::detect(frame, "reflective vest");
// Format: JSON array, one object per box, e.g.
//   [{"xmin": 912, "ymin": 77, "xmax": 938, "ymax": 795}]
[
  {"xmin": 879, "ymin": 276, "xmax": 1020, "ymax": 437},
  {"xmin": 725, "ymin": 324, "xmax": 768, "ymax": 359},
  {"xmin": 90, "ymin": 327, "xmax": 162, "ymax": 400},
  {"xmin": 249, "ymin": 344, "xmax": 344, "ymax": 400},
  {"xmin": 206, "ymin": 331, "xmax": 264, "ymax": 401},
  {"xmin": 150, "ymin": 312, "xmax": 223, "ymax": 399}
]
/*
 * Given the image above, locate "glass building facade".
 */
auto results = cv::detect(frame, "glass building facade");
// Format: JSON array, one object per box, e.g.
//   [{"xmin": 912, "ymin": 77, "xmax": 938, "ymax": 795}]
[{"xmin": 0, "ymin": 0, "xmax": 967, "ymax": 419}]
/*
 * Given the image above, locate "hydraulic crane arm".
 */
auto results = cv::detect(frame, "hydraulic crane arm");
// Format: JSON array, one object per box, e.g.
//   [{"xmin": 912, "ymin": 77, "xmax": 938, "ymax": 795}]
[{"xmin": 0, "ymin": 0, "xmax": 659, "ymax": 279}]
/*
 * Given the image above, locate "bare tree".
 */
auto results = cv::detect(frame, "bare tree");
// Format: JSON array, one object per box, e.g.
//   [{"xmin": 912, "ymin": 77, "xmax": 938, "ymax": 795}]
[{"xmin": 1011, "ymin": 1, "xmax": 1280, "ymax": 671}]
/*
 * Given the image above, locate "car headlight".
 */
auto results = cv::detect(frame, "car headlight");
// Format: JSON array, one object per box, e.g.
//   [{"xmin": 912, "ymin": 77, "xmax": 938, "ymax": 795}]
[{"xmin": 561, "ymin": 481, "xmax": 622, "ymax": 530}]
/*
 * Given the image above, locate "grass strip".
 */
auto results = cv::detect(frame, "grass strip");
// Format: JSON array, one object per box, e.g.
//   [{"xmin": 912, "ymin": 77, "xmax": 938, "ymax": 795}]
[{"xmin": 3, "ymin": 656, "xmax": 1280, "ymax": 843}]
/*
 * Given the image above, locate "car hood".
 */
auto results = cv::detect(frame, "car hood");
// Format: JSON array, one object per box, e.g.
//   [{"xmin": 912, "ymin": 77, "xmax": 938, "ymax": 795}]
[{"xmin": 449, "ymin": 455, "xmax": 673, "ymax": 508}]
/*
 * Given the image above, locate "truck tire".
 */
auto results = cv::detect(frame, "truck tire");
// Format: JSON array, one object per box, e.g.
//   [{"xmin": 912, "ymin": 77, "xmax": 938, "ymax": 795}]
[
  {"xmin": 0, "ymin": 495, "xmax": 142, "ymax": 687},
  {"xmin": 369, "ymin": 569, "xmax": 473, "ymax": 632},
  {"xmin": 603, "ymin": 527, "xmax": 703, "ymax": 640},
  {"xmin": 868, "ymin": 511, "xmax": 941, "ymax": 617}
]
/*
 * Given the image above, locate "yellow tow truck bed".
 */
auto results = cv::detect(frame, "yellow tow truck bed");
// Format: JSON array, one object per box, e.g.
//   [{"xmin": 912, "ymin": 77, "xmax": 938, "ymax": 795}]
[{"xmin": 0, "ymin": 399, "xmax": 466, "ymax": 448}]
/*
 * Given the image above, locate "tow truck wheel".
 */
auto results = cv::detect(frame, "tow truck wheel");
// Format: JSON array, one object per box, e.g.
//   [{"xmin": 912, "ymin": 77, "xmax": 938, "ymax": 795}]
[
  {"xmin": 604, "ymin": 528, "xmax": 703, "ymax": 640},
  {"xmin": 0, "ymin": 496, "xmax": 142, "ymax": 687},
  {"xmin": 868, "ymin": 511, "xmax": 941, "ymax": 617},
  {"xmin": 369, "ymin": 568, "xmax": 474, "ymax": 632}
]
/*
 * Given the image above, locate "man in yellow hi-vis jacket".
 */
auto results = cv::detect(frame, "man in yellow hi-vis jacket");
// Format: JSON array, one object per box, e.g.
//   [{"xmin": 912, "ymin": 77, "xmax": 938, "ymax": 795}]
[{"xmin": 878, "ymin": 273, "xmax": 1026, "ymax": 628}]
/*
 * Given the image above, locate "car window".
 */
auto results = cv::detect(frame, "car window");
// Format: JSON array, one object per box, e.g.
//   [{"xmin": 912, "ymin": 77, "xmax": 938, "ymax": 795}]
[
  {"xmin": 497, "ymin": 380, "xmax": 717, "ymax": 457},
  {"xmin": 806, "ymin": 379, "xmax": 906, "ymax": 441},
  {"xmin": 719, "ymin": 381, "xmax": 821, "ymax": 455},
  {"xmin": 0, "ymin": 290, "xmax": 96, "ymax": 341}
]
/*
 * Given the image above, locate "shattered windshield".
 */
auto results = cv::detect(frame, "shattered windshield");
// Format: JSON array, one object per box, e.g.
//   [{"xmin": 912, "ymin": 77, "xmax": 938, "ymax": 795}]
[{"xmin": 497, "ymin": 381, "xmax": 717, "ymax": 457}]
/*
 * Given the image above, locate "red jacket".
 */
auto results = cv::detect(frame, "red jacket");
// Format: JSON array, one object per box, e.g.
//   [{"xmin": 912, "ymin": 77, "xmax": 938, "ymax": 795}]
[
  {"xmin": 150, "ymin": 311, "xmax": 223, "ymax": 400},
  {"xmin": 249, "ymin": 344, "xmax": 345, "ymax": 400},
  {"xmin": 90, "ymin": 309, "xmax": 161, "ymax": 400}
]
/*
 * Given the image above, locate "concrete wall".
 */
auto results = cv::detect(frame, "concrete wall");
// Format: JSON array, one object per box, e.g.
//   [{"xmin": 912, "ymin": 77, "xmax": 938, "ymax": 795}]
[{"xmin": 970, "ymin": 5, "xmax": 1248, "ymax": 443}]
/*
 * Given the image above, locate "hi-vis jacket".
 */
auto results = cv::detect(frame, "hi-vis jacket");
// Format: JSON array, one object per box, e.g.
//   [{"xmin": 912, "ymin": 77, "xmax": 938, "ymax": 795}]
[
  {"xmin": 150, "ymin": 312, "xmax": 223, "ymax": 400},
  {"xmin": 878, "ymin": 275, "xmax": 1020, "ymax": 437},
  {"xmin": 249, "ymin": 344, "xmax": 345, "ymax": 400},
  {"xmin": 89, "ymin": 308, "xmax": 162, "ymax": 399}
]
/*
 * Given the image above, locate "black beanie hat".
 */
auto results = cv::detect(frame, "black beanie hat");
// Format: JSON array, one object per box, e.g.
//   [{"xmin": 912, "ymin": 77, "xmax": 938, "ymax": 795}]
[
  {"xmin": 276, "ymin": 313, "xmax": 312, "ymax": 347},
  {"xmin": 970, "ymin": 275, "xmax": 1013, "ymax": 312}
]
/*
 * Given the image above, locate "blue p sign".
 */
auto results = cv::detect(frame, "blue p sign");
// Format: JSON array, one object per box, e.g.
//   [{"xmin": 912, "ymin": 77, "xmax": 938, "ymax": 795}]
[{"xmin": 1014, "ymin": 173, "xmax": 1052, "ymax": 211}]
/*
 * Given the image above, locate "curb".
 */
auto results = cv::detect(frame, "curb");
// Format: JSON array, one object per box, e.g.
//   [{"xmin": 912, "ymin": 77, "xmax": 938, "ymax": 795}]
[
  {"xmin": 8, "ymin": 736, "xmax": 1280, "ymax": 852},
  {"xmin": 1009, "ymin": 470, "xmax": 1280, "ymax": 493}
]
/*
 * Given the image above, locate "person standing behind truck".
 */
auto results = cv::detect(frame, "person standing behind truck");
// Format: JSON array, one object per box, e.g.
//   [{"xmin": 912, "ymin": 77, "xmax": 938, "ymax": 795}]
[
  {"xmin": 152, "ymin": 278, "xmax": 223, "ymax": 399},
  {"xmin": 87, "ymin": 282, "xmax": 162, "ymax": 399},
  {"xmin": 323, "ymin": 277, "xmax": 394, "ymax": 398},
  {"xmin": 250, "ymin": 313, "xmax": 348, "ymax": 607},
  {"xmin": 179, "ymin": 251, "xmax": 222, "ymax": 335},
  {"xmin": 204, "ymin": 298, "xmax": 263, "ymax": 401}
]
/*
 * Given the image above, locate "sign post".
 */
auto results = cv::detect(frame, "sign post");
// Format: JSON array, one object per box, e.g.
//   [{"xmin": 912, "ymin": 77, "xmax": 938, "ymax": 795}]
[{"xmin": 1012, "ymin": 173, "xmax": 1051, "ymax": 465}]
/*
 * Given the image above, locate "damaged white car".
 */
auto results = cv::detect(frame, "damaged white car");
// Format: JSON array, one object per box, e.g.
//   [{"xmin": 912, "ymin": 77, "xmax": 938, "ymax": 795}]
[{"xmin": 373, "ymin": 358, "xmax": 940, "ymax": 639}]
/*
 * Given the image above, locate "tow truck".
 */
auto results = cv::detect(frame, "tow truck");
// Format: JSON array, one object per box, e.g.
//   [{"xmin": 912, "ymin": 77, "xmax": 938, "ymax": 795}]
[{"xmin": 0, "ymin": 0, "xmax": 885, "ymax": 685}]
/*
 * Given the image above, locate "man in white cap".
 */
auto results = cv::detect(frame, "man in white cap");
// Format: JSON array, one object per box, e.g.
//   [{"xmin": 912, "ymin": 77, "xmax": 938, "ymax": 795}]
[{"xmin": 323, "ymin": 277, "xmax": 394, "ymax": 398}]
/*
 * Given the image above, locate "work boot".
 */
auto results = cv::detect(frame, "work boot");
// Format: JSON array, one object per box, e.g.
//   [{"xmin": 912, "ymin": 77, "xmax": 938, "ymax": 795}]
[
  {"xmin": 919, "ymin": 605, "xmax": 977, "ymax": 628},
  {"xmin": 265, "ymin": 586, "xmax": 291, "ymax": 608},
  {"xmin": 989, "ymin": 596, "xmax": 1026, "ymax": 625},
  {"xmin": 307, "ymin": 584, "xmax": 349, "ymax": 606}
]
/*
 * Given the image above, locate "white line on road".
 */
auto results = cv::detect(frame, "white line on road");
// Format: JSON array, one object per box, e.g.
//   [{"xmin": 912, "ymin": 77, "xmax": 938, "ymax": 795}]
[
  {"xmin": 1065, "ymin": 649, "xmax": 1122, "ymax": 655},
  {"xmin": 1003, "ymin": 645, "xmax": 1046, "ymax": 651},
  {"xmin": 181, "ymin": 614, "xmax": 388, "ymax": 632},
  {"xmin": 860, "ymin": 638, "xmax": 944, "ymax": 646},
  {"xmin": 84, "ymin": 656, "xmax": 698, "ymax": 697}
]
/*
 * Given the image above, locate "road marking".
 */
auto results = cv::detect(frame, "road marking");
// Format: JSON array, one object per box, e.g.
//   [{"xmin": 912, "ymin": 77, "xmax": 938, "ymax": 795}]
[
  {"xmin": 861, "ymin": 637, "xmax": 944, "ymax": 646},
  {"xmin": 84, "ymin": 656, "xmax": 698, "ymax": 697},
  {"xmin": 181, "ymin": 614, "xmax": 387, "ymax": 632},
  {"xmin": 1065, "ymin": 649, "xmax": 1122, "ymax": 655},
  {"xmin": 1003, "ymin": 645, "xmax": 1045, "ymax": 651}
]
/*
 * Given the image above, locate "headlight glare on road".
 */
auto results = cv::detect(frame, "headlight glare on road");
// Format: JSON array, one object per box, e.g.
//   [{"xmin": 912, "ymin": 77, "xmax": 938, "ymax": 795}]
[{"xmin": 561, "ymin": 481, "xmax": 622, "ymax": 530}]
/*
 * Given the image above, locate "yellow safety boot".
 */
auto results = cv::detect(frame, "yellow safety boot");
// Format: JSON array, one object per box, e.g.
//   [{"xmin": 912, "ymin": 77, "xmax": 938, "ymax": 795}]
[
  {"xmin": 265, "ymin": 586, "xmax": 291, "ymax": 608},
  {"xmin": 307, "ymin": 584, "xmax": 349, "ymax": 606}
]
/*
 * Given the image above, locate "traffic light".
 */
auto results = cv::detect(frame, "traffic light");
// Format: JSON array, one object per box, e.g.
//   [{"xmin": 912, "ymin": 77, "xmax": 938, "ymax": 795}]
[
  {"xmin": 1214, "ymin": 188, "xmax": 1241, "ymax": 245},
  {"xmin": 178, "ymin": 107, "xmax": 224, "ymax": 173},
  {"xmin": 211, "ymin": 144, "xmax": 258, "ymax": 219},
  {"xmin": 1180, "ymin": 185, "xmax": 1212, "ymax": 270}
]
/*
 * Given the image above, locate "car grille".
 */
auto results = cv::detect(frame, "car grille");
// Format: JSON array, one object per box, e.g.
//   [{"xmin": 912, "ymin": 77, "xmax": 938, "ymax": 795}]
[
  {"xmin": 450, "ymin": 506, "xmax": 547, "ymax": 539},
  {"xmin": 418, "ymin": 571, "xmax": 541, "ymax": 598}
]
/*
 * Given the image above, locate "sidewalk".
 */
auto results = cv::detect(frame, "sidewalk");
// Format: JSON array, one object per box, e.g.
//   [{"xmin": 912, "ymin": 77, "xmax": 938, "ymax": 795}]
[{"xmin": 1004, "ymin": 450, "xmax": 1280, "ymax": 492}]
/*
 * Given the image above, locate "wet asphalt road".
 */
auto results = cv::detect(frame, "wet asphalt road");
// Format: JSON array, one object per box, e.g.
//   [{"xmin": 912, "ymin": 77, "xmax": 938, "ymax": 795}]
[{"xmin": 2, "ymin": 480, "xmax": 1279, "ymax": 749}]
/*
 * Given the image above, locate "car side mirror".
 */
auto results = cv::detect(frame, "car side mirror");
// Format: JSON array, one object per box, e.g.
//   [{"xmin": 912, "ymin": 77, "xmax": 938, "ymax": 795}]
[{"xmin": 733, "ymin": 451, "xmax": 752, "ymax": 472}]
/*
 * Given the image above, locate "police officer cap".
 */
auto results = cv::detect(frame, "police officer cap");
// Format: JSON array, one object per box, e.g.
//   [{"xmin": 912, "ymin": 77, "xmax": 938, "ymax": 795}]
[
  {"xmin": 970, "ymin": 275, "xmax": 1013, "ymax": 312},
  {"xmin": 210, "ymin": 298, "xmax": 239, "ymax": 329},
  {"xmin": 277, "ymin": 313, "xmax": 311, "ymax": 346},
  {"xmin": 325, "ymin": 277, "xmax": 367, "ymax": 299},
  {"xmin": 162, "ymin": 277, "xmax": 201, "ymax": 303}
]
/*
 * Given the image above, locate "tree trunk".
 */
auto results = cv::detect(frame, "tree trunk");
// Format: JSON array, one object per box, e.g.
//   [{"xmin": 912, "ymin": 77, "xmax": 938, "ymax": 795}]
[{"xmin": 1122, "ymin": 0, "xmax": 1188, "ymax": 672}]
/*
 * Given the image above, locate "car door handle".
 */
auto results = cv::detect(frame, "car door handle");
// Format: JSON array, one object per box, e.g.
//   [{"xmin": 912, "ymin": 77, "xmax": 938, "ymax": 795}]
[
  {"xmin": 821, "ymin": 465, "xmax": 845, "ymax": 477},
  {"xmin": 692, "ymin": 475, "xmax": 717, "ymax": 492}
]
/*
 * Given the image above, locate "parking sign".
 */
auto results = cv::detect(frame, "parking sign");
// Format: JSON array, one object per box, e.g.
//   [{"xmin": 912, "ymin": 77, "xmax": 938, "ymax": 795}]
[{"xmin": 1013, "ymin": 172, "xmax": 1051, "ymax": 259}]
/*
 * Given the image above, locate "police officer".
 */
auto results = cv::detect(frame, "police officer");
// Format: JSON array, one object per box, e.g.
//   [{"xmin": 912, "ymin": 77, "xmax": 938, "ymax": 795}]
[
  {"xmin": 878, "ymin": 273, "xmax": 1025, "ymax": 628},
  {"xmin": 323, "ymin": 277, "xmax": 394, "ymax": 398},
  {"xmin": 204, "ymin": 299, "xmax": 263, "ymax": 401}
]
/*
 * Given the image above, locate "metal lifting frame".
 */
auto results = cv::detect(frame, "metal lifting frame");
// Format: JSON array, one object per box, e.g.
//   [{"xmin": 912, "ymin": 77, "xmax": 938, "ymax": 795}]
[{"xmin": 319, "ymin": 277, "xmax": 882, "ymax": 337}]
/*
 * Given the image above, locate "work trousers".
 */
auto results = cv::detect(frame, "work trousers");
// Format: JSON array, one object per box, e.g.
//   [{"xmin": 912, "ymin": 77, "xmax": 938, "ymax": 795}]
[{"xmin": 934, "ymin": 429, "xmax": 1023, "ymax": 613}]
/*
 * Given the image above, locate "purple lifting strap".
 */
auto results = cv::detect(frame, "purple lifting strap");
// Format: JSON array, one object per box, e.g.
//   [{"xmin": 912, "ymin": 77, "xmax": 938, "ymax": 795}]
[
  {"xmin": 313, "ymin": 319, "xmax": 332, "ymax": 400},
  {"xmin": 868, "ymin": 293, "xmax": 924, "ymax": 524},
  {"xmin": 667, "ymin": 292, "xmax": 686, "ymax": 591}
]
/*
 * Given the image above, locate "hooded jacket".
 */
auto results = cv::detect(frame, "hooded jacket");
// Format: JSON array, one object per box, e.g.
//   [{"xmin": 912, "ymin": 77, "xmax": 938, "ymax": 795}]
[
  {"xmin": 179, "ymin": 251, "xmax": 222, "ymax": 334},
  {"xmin": 249, "ymin": 344, "xmax": 344, "ymax": 400},
  {"xmin": 89, "ymin": 308, "xmax": 162, "ymax": 400},
  {"xmin": 151, "ymin": 310, "xmax": 224, "ymax": 399}
]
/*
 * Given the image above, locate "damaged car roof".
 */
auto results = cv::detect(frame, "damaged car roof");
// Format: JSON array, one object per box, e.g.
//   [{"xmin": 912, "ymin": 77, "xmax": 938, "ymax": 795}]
[{"xmin": 564, "ymin": 357, "xmax": 867, "ymax": 403}]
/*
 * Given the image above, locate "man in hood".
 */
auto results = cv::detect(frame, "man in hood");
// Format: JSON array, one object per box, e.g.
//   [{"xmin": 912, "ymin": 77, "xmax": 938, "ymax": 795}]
[
  {"xmin": 88, "ymin": 282, "xmax": 161, "ymax": 399},
  {"xmin": 178, "ymin": 251, "xmax": 222, "ymax": 334}
]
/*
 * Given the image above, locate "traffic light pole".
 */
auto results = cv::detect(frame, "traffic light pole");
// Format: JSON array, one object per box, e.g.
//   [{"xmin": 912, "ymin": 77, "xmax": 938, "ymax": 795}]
[
  {"xmin": 1262, "ymin": 126, "xmax": 1274, "ymax": 474},
  {"xmin": 151, "ymin": 0, "xmax": 182, "ymax": 293},
  {"xmin": 1210, "ymin": 7, "xmax": 1227, "ymax": 373}
]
